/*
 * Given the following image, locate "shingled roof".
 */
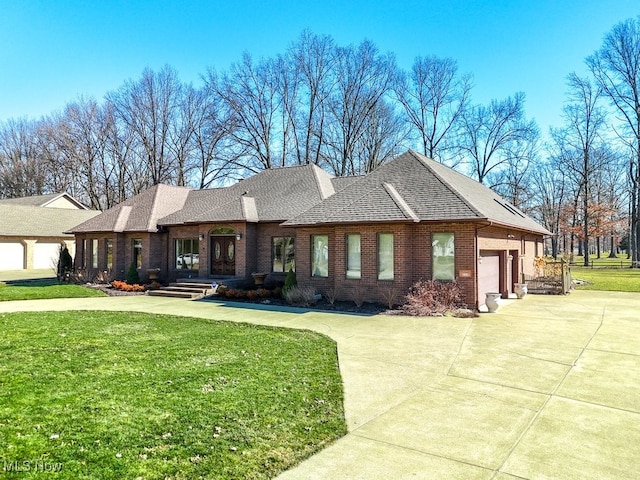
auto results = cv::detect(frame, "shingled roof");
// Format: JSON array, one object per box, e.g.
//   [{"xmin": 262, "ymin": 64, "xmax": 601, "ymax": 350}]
[
  {"xmin": 284, "ymin": 150, "xmax": 550, "ymax": 235},
  {"xmin": 0, "ymin": 192, "xmax": 89, "ymax": 209},
  {"xmin": 68, "ymin": 184, "xmax": 190, "ymax": 233},
  {"xmin": 158, "ymin": 164, "xmax": 335, "ymax": 225},
  {"xmin": 0, "ymin": 205, "xmax": 100, "ymax": 237}
]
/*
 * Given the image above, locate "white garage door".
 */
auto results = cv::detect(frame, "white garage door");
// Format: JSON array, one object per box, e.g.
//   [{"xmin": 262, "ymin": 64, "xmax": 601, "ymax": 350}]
[
  {"xmin": 0, "ymin": 242, "xmax": 25, "ymax": 270},
  {"xmin": 34, "ymin": 243, "xmax": 61, "ymax": 269},
  {"xmin": 478, "ymin": 251, "xmax": 500, "ymax": 307}
]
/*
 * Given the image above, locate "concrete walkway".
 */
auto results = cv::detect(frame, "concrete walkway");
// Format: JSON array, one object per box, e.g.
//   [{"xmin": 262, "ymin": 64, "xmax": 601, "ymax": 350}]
[{"xmin": 1, "ymin": 291, "xmax": 639, "ymax": 479}]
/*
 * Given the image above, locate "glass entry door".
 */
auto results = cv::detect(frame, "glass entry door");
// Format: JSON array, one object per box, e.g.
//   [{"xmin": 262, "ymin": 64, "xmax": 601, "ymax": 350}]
[{"xmin": 211, "ymin": 236, "xmax": 236, "ymax": 276}]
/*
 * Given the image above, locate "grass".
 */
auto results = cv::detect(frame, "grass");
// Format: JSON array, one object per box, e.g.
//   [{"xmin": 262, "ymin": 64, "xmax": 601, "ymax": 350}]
[
  {"xmin": 0, "ymin": 279, "xmax": 106, "ymax": 301},
  {"xmin": 572, "ymin": 266, "xmax": 640, "ymax": 292},
  {"xmin": 0, "ymin": 311, "xmax": 346, "ymax": 479},
  {"xmin": 568, "ymin": 254, "xmax": 632, "ymax": 268}
]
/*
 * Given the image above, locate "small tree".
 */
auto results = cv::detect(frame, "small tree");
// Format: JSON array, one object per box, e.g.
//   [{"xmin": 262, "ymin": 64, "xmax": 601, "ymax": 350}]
[
  {"xmin": 126, "ymin": 261, "xmax": 140, "ymax": 284},
  {"xmin": 57, "ymin": 246, "xmax": 73, "ymax": 282},
  {"xmin": 283, "ymin": 268, "xmax": 297, "ymax": 293}
]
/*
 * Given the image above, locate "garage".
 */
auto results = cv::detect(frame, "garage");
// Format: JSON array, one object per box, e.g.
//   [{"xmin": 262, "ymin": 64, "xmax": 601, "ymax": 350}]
[
  {"xmin": 34, "ymin": 242, "xmax": 62, "ymax": 269},
  {"xmin": 478, "ymin": 250, "xmax": 500, "ymax": 308},
  {"xmin": 0, "ymin": 242, "xmax": 25, "ymax": 270}
]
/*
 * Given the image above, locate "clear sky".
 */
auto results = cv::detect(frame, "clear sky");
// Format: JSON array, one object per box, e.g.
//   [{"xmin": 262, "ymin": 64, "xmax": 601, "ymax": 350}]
[{"xmin": 1, "ymin": 0, "xmax": 638, "ymax": 137}]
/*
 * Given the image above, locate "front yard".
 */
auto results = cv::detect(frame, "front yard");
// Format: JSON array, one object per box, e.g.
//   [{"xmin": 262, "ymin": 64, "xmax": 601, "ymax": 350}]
[
  {"xmin": 0, "ymin": 311, "xmax": 346, "ymax": 479},
  {"xmin": 0, "ymin": 279, "xmax": 106, "ymax": 301}
]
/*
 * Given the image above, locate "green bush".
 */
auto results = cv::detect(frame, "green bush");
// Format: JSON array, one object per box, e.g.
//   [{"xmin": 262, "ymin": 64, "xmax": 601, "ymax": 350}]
[
  {"xmin": 283, "ymin": 268, "xmax": 297, "ymax": 293},
  {"xmin": 57, "ymin": 246, "xmax": 73, "ymax": 282},
  {"xmin": 126, "ymin": 261, "xmax": 140, "ymax": 285}
]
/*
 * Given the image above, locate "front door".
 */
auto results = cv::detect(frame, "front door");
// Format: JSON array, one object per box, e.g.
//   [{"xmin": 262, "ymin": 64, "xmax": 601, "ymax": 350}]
[{"xmin": 211, "ymin": 236, "xmax": 236, "ymax": 276}]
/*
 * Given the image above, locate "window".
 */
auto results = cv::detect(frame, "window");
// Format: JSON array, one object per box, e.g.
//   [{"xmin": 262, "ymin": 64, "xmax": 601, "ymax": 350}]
[
  {"xmin": 272, "ymin": 237, "xmax": 295, "ymax": 273},
  {"xmin": 378, "ymin": 233, "xmax": 394, "ymax": 280},
  {"xmin": 133, "ymin": 239, "xmax": 142, "ymax": 269},
  {"xmin": 106, "ymin": 239, "xmax": 113, "ymax": 270},
  {"xmin": 346, "ymin": 234, "xmax": 361, "ymax": 279},
  {"xmin": 91, "ymin": 239, "xmax": 98, "ymax": 269},
  {"xmin": 432, "ymin": 233, "xmax": 455, "ymax": 281},
  {"xmin": 176, "ymin": 238, "xmax": 199, "ymax": 270},
  {"xmin": 311, "ymin": 235, "xmax": 329, "ymax": 277}
]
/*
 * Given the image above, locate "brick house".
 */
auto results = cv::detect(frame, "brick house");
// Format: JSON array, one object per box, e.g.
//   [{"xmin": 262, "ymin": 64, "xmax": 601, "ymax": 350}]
[{"xmin": 69, "ymin": 150, "xmax": 550, "ymax": 309}]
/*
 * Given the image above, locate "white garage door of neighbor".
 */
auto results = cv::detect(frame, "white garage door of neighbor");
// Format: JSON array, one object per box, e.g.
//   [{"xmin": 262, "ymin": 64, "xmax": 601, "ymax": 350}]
[
  {"xmin": 0, "ymin": 242, "xmax": 25, "ymax": 270},
  {"xmin": 478, "ymin": 253, "xmax": 500, "ymax": 307},
  {"xmin": 34, "ymin": 243, "xmax": 61, "ymax": 269}
]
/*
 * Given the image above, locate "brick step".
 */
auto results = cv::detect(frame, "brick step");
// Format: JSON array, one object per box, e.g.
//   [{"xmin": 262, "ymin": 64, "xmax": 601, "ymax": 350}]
[
  {"xmin": 147, "ymin": 289, "xmax": 201, "ymax": 299},
  {"xmin": 169, "ymin": 282, "xmax": 213, "ymax": 290}
]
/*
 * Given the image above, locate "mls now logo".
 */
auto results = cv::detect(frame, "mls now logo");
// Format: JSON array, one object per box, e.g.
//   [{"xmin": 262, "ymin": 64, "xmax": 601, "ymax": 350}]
[{"xmin": 3, "ymin": 459, "xmax": 63, "ymax": 472}]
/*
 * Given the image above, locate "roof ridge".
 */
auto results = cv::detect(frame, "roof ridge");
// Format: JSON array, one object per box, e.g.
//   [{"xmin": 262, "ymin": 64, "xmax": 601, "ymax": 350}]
[
  {"xmin": 382, "ymin": 182, "xmax": 419, "ymax": 222},
  {"xmin": 407, "ymin": 150, "xmax": 485, "ymax": 218}
]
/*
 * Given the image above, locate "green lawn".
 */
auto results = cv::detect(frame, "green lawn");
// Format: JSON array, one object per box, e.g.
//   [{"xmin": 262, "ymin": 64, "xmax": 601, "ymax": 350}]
[
  {"xmin": 572, "ymin": 266, "xmax": 640, "ymax": 292},
  {"xmin": 0, "ymin": 280, "xmax": 106, "ymax": 301},
  {"xmin": 0, "ymin": 311, "xmax": 346, "ymax": 479}
]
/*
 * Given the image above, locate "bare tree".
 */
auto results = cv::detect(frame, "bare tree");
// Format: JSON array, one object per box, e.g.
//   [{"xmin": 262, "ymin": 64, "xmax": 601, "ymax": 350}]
[
  {"xmin": 587, "ymin": 15, "xmax": 640, "ymax": 264},
  {"xmin": 108, "ymin": 65, "xmax": 182, "ymax": 185},
  {"xmin": 289, "ymin": 31, "xmax": 337, "ymax": 165},
  {"xmin": 395, "ymin": 56, "xmax": 471, "ymax": 164},
  {"xmin": 460, "ymin": 92, "xmax": 539, "ymax": 185},
  {"xmin": 323, "ymin": 40, "xmax": 397, "ymax": 176},
  {"xmin": 214, "ymin": 53, "xmax": 281, "ymax": 172},
  {"xmin": 552, "ymin": 74, "xmax": 607, "ymax": 266},
  {"xmin": 0, "ymin": 118, "xmax": 48, "ymax": 198},
  {"xmin": 530, "ymin": 157, "xmax": 567, "ymax": 258}
]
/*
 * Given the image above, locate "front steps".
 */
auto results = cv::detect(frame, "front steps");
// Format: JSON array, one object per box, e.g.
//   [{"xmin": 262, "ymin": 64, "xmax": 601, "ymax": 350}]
[{"xmin": 147, "ymin": 279, "xmax": 215, "ymax": 299}]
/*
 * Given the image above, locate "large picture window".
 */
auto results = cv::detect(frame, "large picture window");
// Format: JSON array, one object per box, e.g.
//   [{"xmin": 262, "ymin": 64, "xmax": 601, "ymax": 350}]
[
  {"xmin": 176, "ymin": 238, "xmax": 199, "ymax": 270},
  {"xmin": 432, "ymin": 233, "xmax": 455, "ymax": 281},
  {"xmin": 311, "ymin": 235, "xmax": 329, "ymax": 278},
  {"xmin": 346, "ymin": 234, "xmax": 361, "ymax": 279},
  {"xmin": 272, "ymin": 237, "xmax": 295, "ymax": 273},
  {"xmin": 378, "ymin": 233, "xmax": 394, "ymax": 280}
]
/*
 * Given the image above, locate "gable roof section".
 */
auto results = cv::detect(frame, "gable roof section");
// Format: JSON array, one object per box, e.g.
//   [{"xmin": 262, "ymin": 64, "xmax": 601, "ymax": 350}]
[
  {"xmin": 0, "ymin": 205, "xmax": 100, "ymax": 237},
  {"xmin": 158, "ymin": 164, "xmax": 335, "ymax": 225},
  {"xmin": 0, "ymin": 192, "xmax": 89, "ymax": 209},
  {"xmin": 284, "ymin": 150, "xmax": 550, "ymax": 235},
  {"xmin": 68, "ymin": 184, "xmax": 190, "ymax": 233}
]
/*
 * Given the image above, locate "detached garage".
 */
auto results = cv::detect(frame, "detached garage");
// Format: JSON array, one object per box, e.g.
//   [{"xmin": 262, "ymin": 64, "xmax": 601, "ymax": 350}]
[{"xmin": 0, "ymin": 193, "xmax": 99, "ymax": 274}]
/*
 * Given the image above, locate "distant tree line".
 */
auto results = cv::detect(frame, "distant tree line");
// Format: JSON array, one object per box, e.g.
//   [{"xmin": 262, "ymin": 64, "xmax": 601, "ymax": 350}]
[{"xmin": 1, "ymin": 19, "xmax": 639, "ymax": 264}]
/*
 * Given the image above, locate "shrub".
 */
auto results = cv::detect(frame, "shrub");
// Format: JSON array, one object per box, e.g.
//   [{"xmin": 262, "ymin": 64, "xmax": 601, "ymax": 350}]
[
  {"xmin": 402, "ymin": 280, "xmax": 465, "ymax": 316},
  {"xmin": 283, "ymin": 268, "xmax": 297, "ymax": 293},
  {"xmin": 324, "ymin": 287, "xmax": 338, "ymax": 305},
  {"xmin": 247, "ymin": 290, "xmax": 258, "ymax": 300},
  {"xmin": 216, "ymin": 285, "xmax": 228, "ymax": 296},
  {"xmin": 256, "ymin": 288, "xmax": 270, "ymax": 298},
  {"xmin": 225, "ymin": 289, "xmax": 236, "ymax": 298},
  {"xmin": 126, "ymin": 261, "xmax": 140, "ymax": 285},
  {"xmin": 272, "ymin": 287, "xmax": 282, "ymax": 298},
  {"xmin": 111, "ymin": 280, "xmax": 146, "ymax": 292},
  {"xmin": 284, "ymin": 286, "xmax": 317, "ymax": 307},
  {"xmin": 57, "ymin": 246, "xmax": 73, "ymax": 282}
]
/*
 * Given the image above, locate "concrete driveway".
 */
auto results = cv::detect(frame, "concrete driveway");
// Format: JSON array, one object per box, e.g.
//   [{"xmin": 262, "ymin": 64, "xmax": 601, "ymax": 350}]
[{"xmin": 1, "ymin": 290, "xmax": 639, "ymax": 479}]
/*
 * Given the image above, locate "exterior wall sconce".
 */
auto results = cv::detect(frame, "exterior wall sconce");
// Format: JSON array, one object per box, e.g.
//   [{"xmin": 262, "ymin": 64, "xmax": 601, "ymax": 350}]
[
  {"xmin": 198, "ymin": 234, "xmax": 205, "ymax": 241},
  {"xmin": 507, "ymin": 254, "xmax": 514, "ymax": 261},
  {"xmin": 236, "ymin": 233, "xmax": 243, "ymax": 241},
  {"xmin": 507, "ymin": 234, "xmax": 516, "ymax": 239},
  {"xmin": 477, "ymin": 256, "xmax": 483, "ymax": 264}
]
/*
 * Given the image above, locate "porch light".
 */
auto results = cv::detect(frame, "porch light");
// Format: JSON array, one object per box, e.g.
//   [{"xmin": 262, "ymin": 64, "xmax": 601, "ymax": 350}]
[
  {"xmin": 199, "ymin": 234, "xmax": 205, "ymax": 241},
  {"xmin": 477, "ymin": 256, "xmax": 483, "ymax": 264},
  {"xmin": 236, "ymin": 233, "xmax": 243, "ymax": 241}
]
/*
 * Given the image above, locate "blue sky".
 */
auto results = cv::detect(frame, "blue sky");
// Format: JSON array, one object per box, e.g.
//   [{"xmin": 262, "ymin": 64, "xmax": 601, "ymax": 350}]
[{"xmin": 1, "ymin": 0, "xmax": 638, "ymax": 137}]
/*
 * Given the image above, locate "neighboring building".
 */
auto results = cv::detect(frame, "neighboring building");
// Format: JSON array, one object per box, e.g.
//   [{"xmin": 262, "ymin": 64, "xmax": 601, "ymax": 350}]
[
  {"xmin": 69, "ymin": 151, "xmax": 550, "ymax": 309},
  {"xmin": 0, "ymin": 193, "xmax": 100, "ymax": 271}
]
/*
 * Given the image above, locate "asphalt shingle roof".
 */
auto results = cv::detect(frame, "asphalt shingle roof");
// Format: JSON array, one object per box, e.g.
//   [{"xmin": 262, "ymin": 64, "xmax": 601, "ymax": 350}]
[
  {"xmin": 158, "ymin": 164, "xmax": 335, "ymax": 225},
  {"xmin": 0, "ymin": 193, "xmax": 89, "ymax": 209},
  {"xmin": 69, "ymin": 184, "xmax": 190, "ymax": 233},
  {"xmin": 0, "ymin": 205, "xmax": 100, "ymax": 237},
  {"xmin": 284, "ymin": 150, "xmax": 550, "ymax": 235}
]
